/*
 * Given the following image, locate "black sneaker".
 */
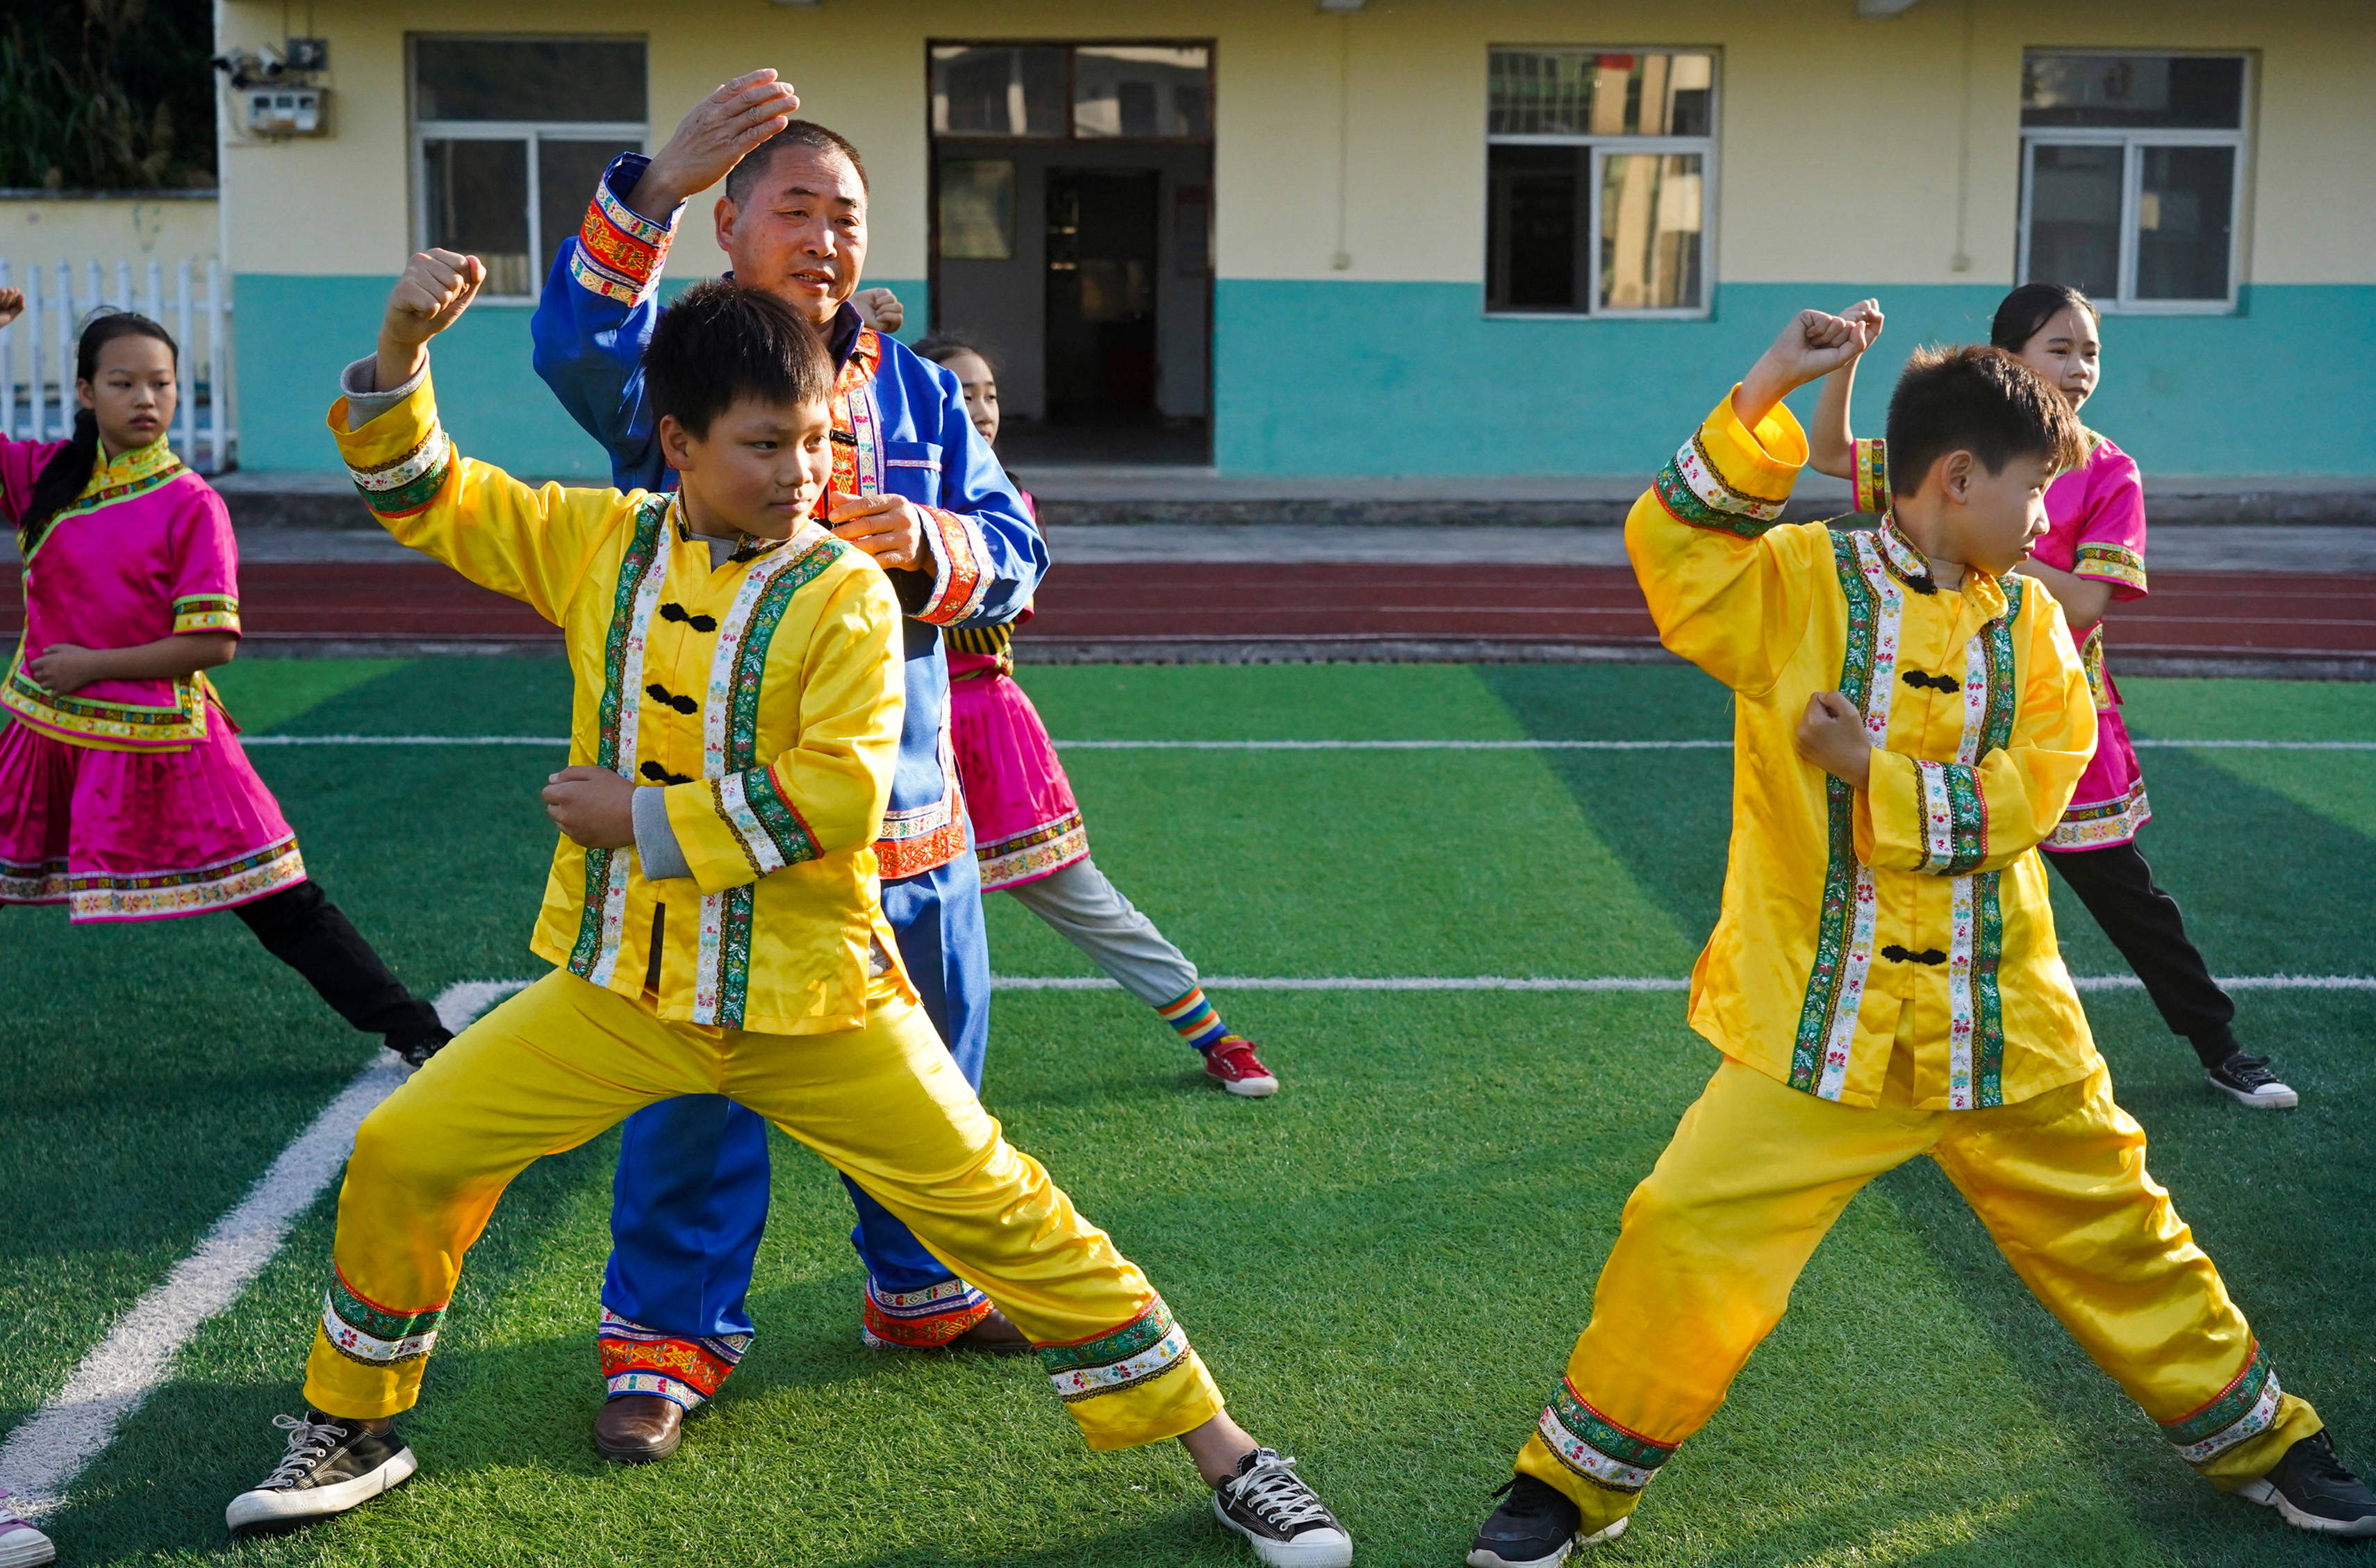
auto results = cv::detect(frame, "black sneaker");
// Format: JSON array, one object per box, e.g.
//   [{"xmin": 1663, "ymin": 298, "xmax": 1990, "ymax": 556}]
[
  {"xmin": 2239, "ymin": 1431, "xmax": 2376, "ymax": 1537},
  {"xmin": 226, "ymin": 1411, "xmax": 418, "ymax": 1532},
  {"xmin": 2206, "ymin": 1052, "xmax": 2298, "ymax": 1110},
  {"xmin": 1467, "ymin": 1474, "xmax": 1628, "ymax": 1567},
  {"xmin": 389, "ymin": 1029, "xmax": 451, "ymax": 1068},
  {"xmin": 1211, "ymin": 1447, "xmax": 1353, "ymax": 1567},
  {"xmin": 0, "ymin": 1492, "xmax": 55, "ymax": 1568}
]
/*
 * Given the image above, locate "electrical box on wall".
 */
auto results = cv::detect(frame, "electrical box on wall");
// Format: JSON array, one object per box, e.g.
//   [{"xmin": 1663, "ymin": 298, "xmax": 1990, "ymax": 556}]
[{"xmin": 245, "ymin": 87, "xmax": 327, "ymax": 135}]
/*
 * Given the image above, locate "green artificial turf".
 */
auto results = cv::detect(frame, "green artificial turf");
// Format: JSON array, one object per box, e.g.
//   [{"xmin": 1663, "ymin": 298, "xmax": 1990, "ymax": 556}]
[{"xmin": 4, "ymin": 662, "xmax": 2370, "ymax": 1567}]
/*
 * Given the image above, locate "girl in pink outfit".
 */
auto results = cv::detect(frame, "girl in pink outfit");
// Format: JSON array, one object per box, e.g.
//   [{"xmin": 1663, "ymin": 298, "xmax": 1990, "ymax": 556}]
[
  {"xmin": 1810, "ymin": 283, "xmax": 2293, "ymax": 1110},
  {"xmin": 0, "ymin": 299, "xmax": 446, "ymax": 1064},
  {"xmin": 913, "ymin": 334, "xmax": 1282, "ymax": 1097}
]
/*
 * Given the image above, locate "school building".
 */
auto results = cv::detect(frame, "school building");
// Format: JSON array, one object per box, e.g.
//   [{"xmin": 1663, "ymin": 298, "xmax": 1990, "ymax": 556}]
[{"xmin": 176, "ymin": 0, "xmax": 2376, "ymax": 479}]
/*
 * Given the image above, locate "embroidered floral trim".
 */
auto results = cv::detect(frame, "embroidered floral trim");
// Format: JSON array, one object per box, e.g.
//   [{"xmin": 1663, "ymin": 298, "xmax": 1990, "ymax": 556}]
[
  {"xmin": 1789, "ymin": 529, "xmax": 1902, "ymax": 1100},
  {"xmin": 1039, "ymin": 1298, "xmax": 1194, "ymax": 1405},
  {"xmin": 1537, "ymin": 1380, "xmax": 1676, "ymax": 1492},
  {"xmin": 568, "ymin": 495, "xmax": 672, "ymax": 987},
  {"xmin": 2074, "ymin": 541, "xmax": 2147, "ymax": 593},
  {"xmin": 0, "ymin": 852, "xmax": 70, "ymax": 905},
  {"xmin": 1651, "ymin": 428, "xmax": 1788, "ymax": 539},
  {"xmin": 1852, "ymin": 436, "xmax": 1892, "ymax": 515},
  {"xmin": 862, "ymin": 1276, "xmax": 993, "ymax": 1348},
  {"xmin": 570, "ymin": 170, "xmax": 677, "ymax": 305},
  {"xmin": 322, "ymin": 1270, "xmax": 445, "ymax": 1365},
  {"xmin": 689, "ymin": 527, "xmax": 844, "ymax": 1029},
  {"xmin": 1874, "ymin": 514, "xmax": 1937, "ymax": 593},
  {"xmin": 2047, "ymin": 778, "xmax": 2153, "ymax": 851},
  {"xmin": 912, "ymin": 505, "xmax": 995, "ymax": 626},
  {"xmin": 597, "ymin": 1310, "xmax": 750, "ymax": 1408},
  {"xmin": 24, "ymin": 440, "xmax": 190, "ymax": 556},
  {"xmin": 172, "ymin": 592, "xmax": 242, "ymax": 635},
  {"xmin": 65, "ymin": 836, "xmax": 305, "ymax": 922},
  {"xmin": 345, "ymin": 420, "xmax": 455, "ymax": 520},
  {"xmin": 977, "ymin": 809, "xmax": 1088, "ymax": 890},
  {"xmin": 2162, "ymin": 1346, "xmax": 2284, "ymax": 1464},
  {"xmin": 1, "ymin": 656, "xmax": 210, "ymax": 750}
]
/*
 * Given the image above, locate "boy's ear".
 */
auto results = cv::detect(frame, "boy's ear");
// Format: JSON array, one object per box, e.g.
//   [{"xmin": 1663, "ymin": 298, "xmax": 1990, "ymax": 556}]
[
  {"xmin": 657, "ymin": 413, "xmax": 695, "ymax": 474},
  {"xmin": 1936, "ymin": 449, "xmax": 1974, "ymax": 504}
]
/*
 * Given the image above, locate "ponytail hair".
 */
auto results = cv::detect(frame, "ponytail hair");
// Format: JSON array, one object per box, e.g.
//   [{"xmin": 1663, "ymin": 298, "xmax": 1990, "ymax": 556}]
[
  {"xmin": 21, "ymin": 311, "xmax": 181, "ymax": 540},
  {"xmin": 1990, "ymin": 282, "xmax": 2099, "ymax": 354}
]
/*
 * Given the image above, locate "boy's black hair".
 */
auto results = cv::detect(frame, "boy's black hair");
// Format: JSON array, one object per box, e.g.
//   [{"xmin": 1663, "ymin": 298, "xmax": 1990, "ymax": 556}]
[
  {"xmin": 724, "ymin": 119, "xmax": 868, "ymax": 207},
  {"xmin": 1885, "ymin": 345, "xmax": 2086, "ymax": 500},
  {"xmin": 643, "ymin": 280, "xmax": 834, "ymax": 438},
  {"xmin": 1990, "ymin": 282, "xmax": 2099, "ymax": 354}
]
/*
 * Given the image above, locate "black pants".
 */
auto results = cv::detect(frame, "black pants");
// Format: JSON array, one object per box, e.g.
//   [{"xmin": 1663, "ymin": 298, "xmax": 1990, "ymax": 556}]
[
  {"xmin": 2045, "ymin": 839, "xmax": 2239, "ymax": 1066},
  {"xmin": 232, "ymin": 880, "xmax": 445, "ymax": 1045}
]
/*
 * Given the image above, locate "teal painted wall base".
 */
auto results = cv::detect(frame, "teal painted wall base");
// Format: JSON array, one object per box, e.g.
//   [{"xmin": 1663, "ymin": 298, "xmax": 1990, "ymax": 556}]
[
  {"xmin": 233, "ymin": 274, "xmax": 930, "ymax": 476},
  {"xmin": 238, "ymin": 272, "xmax": 2363, "ymax": 478},
  {"xmin": 1212, "ymin": 280, "xmax": 2376, "ymax": 478}
]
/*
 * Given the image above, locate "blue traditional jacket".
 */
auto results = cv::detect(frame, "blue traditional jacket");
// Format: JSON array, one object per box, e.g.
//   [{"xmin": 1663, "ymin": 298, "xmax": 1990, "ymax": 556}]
[{"xmin": 531, "ymin": 151, "xmax": 1044, "ymax": 880}]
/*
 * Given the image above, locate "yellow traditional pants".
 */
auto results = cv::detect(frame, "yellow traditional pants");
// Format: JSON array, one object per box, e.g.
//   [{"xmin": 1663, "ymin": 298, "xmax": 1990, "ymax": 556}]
[
  {"xmin": 1515, "ymin": 1054, "xmax": 2322, "ymax": 1535},
  {"xmin": 304, "ymin": 971, "xmax": 1225, "ymax": 1449}
]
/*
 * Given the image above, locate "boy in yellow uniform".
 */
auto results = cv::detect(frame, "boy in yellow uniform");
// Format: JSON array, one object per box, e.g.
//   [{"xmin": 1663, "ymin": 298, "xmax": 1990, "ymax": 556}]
[
  {"xmin": 222, "ymin": 253, "xmax": 1353, "ymax": 1568},
  {"xmin": 1464, "ymin": 310, "xmax": 2375, "ymax": 1565}
]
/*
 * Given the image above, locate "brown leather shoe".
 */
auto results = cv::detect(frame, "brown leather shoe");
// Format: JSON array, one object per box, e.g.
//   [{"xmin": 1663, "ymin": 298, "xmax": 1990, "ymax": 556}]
[
  {"xmin": 593, "ymin": 1394, "xmax": 684, "ymax": 1463},
  {"xmin": 949, "ymin": 1305, "xmax": 1034, "ymax": 1355}
]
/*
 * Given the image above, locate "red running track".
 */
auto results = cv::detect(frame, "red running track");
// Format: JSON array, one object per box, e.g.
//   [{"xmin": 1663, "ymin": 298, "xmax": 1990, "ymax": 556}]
[{"xmin": 3, "ymin": 561, "xmax": 2371, "ymax": 660}]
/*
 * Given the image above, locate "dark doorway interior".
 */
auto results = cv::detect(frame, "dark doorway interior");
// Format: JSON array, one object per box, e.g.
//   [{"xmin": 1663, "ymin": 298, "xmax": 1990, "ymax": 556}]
[{"xmin": 1045, "ymin": 169, "xmax": 1160, "ymax": 420}]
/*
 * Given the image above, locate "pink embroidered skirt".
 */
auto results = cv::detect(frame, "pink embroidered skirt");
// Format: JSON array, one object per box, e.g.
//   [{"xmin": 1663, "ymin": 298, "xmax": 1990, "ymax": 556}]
[
  {"xmin": 948, "ymin": 665, "xmax": 1088, "ymax": 891},
  {"xmin": 0, "ymin": 707, "xmax": 307, "ymax": 921}
]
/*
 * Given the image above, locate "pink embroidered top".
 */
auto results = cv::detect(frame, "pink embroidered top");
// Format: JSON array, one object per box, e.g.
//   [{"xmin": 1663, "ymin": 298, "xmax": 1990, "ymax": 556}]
[
  {"xmin": 1853, "ymin": 429, "xmax": 2152, "ymax": 848},
  {"xmin": 1, "ymin": 435, "xmax": 241, "ymax": 751}
]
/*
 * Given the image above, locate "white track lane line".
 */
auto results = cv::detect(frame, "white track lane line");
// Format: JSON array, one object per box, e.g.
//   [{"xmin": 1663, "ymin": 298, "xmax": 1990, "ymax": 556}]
[
  {"xmin": 0, "ymin": 980, "xmax": 525, "ymax": 1520},
  {"xmin": 995, "ymin": 974, "xmax": 2375, "ymax": 992},
  {"xmin": 238, "ymin": 735, "xmax": 2375, "ymax": 751}
]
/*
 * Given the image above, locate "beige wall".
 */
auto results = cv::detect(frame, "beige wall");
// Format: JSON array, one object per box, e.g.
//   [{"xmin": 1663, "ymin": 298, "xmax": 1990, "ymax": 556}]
[
  {"xmin": 0, "ymin": 195, "xmax": 220, "ymax": 283},
  {"xmin": 217, "ymin": 0, "xmax": 2376, "ymax": 286}
]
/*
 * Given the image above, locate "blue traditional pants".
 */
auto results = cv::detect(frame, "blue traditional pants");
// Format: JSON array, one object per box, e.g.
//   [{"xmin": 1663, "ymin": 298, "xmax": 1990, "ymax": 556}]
[{"xmin": 597, "ymin": 852, "xmax": 993, "ymax": 1404}]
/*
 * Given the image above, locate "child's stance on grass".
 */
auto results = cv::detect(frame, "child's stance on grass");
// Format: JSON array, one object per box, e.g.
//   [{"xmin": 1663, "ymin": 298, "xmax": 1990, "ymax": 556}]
[
  {"xmin": 1808, "ymin": 286, "xmax": 2296, "ymax": 1112},
  {"xmin": 224, "ymin": 251, "xmax": 1353, "ymax": 1568},
  {"xmin": 1464, "ymin": 310, "xmax": 2375, "ymax": 1566}
]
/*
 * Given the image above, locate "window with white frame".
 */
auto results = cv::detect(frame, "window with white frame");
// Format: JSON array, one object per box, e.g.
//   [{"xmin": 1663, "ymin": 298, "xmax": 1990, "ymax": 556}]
[
  {"xmin": 2019, "ymin": 52, "xmax": 2247, "ymax": 311},
  {"xmin": 1485, "ymin": 49, "xmax": 1715, "ymax": 316},
  {"xmin": 413, "ymin": 38, "xmax": 647, "ymax": 301}
]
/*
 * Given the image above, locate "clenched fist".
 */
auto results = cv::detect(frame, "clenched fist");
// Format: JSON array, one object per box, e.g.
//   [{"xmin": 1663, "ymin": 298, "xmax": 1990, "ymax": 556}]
[{"xmin": 377, "ymin": 249, "xmax": 487, "ymax": 391}]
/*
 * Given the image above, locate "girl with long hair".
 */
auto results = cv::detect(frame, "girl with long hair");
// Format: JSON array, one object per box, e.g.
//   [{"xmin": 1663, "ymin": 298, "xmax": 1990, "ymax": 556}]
[{"xmin": 0, "ymin": 293, "xmax": 447, "ymax": 1064}]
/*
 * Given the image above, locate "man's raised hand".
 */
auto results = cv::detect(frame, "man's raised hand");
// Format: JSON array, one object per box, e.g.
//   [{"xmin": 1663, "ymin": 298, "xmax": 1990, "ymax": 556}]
[
  {"xmin": 1838, "ymin": 297, "xmax": 1885, "ymax": 356},
  {"xmin": 0, "ymin": 287, "xmax": 22, "ymax": 330},
  {"xmin": 377, "ymin": 249, "xmax": 486, "ymax": 390},
  {"xmin": 630, "ymin": 69, "xmax": 802, "ymax": 217}
]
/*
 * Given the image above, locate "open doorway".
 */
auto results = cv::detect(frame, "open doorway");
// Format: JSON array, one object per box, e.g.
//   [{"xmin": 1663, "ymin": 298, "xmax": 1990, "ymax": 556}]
[{"xmin": 929, "ymin": 42, "xmax": 1214, "ymax": 466}]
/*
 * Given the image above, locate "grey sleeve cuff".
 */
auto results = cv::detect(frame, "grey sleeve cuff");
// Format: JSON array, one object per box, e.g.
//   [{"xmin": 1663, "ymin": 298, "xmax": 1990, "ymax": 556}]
[
  {"xmin": 632, "ymin": 785, "xmax": 693, "ymax": 880},
  {"xmin": 340, "ymin": 355, "xmax": 427, "ymax": 431}
]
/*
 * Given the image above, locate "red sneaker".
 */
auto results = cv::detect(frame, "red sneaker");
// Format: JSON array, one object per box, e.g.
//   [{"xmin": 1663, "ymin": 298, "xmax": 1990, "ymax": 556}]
[{"xmin": 1203, "ymin": 1036, "xmax": 1280, "ymax": 1098}]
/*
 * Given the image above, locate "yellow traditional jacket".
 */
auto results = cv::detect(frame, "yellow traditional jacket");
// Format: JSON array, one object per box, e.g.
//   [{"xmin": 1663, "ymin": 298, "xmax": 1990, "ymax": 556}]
[
  {"xmin": 329, "ymin": 372, "xmax": 906, "ymax": 1036},
  {"xmin": 1630, "ymin": 394, "xmax": 2100, "ymax": 1110}
]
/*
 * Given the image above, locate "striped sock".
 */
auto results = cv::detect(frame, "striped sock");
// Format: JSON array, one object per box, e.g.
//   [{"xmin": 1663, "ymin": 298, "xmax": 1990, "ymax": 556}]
[{"xmin": 1156, "ymin": 987, "xmax": 1230, "ymax": 1051}]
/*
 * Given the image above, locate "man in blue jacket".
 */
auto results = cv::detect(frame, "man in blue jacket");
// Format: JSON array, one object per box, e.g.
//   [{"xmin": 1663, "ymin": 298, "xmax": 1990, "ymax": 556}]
[{"xmin": 531, "ymin": 69, "xmax": 1046, "ymax": 1463}]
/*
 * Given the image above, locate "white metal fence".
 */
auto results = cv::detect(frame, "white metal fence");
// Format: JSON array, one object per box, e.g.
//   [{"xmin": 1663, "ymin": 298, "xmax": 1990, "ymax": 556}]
[{"xmin": 0, "ymin": 258, "xmax": 235, "ymax": 473}]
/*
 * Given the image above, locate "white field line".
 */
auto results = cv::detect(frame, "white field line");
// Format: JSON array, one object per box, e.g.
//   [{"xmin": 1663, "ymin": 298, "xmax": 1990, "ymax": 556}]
[
  {"xmin": 0, "ymin": 980, "xmax": 525, "ymax": 1520},
  {"xmin": 238, "ymin": 735, "xmax": 2375, "ymax": 752},
  {"xmin": 996, "ymin": 974, "xmax": 2376, "ymax": 993}
]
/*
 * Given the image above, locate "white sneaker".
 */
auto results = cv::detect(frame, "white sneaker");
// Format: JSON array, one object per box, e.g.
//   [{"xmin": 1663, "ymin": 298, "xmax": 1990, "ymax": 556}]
[
  {"xmin": 0, "ymin": 1496, "xmax": 55, "ymax": 1568},
  {"xmin": 226, "ymin": 1411, "xmax": 418, "ymax": 1531},
  {"xmin": 1212, "ymin": 1447, "xmax": 1353, "ymax": 1566}
]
